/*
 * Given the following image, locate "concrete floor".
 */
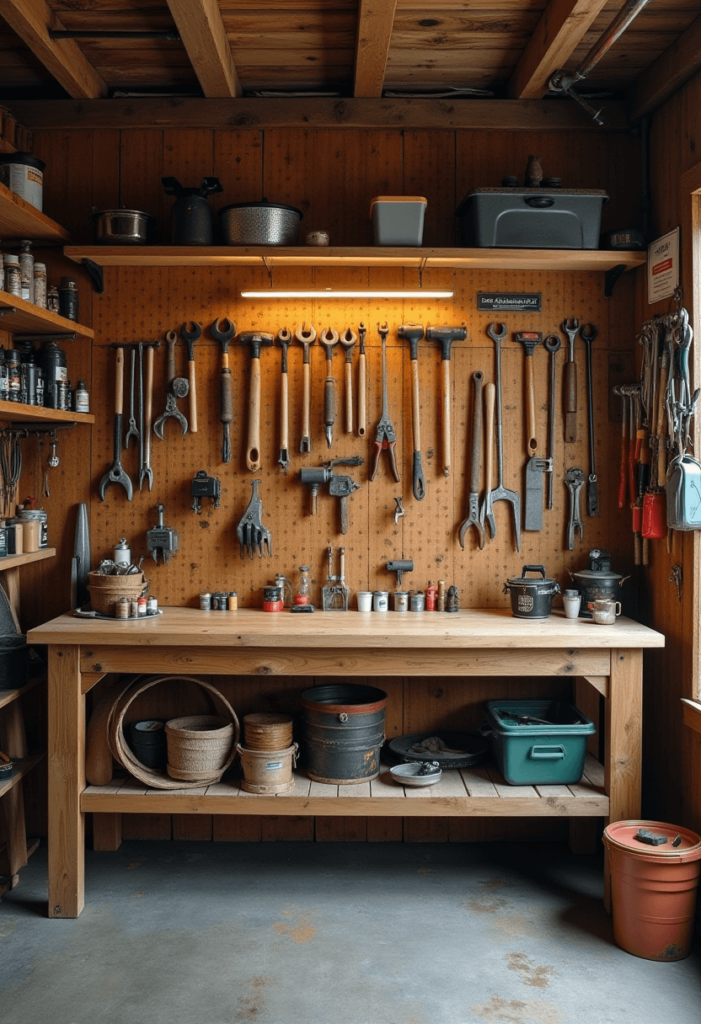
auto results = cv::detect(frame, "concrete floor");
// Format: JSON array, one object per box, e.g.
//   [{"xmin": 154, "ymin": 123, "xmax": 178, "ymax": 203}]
[{"xmin": 1, "ymin": 840, "xmax": 700, "ymax": 1024}]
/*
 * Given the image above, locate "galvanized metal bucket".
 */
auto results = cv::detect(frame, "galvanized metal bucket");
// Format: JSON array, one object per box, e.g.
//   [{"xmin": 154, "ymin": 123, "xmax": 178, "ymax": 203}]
[{"xmin": 301, "ymin": 684, "xmax": 388, "ymax": 785}]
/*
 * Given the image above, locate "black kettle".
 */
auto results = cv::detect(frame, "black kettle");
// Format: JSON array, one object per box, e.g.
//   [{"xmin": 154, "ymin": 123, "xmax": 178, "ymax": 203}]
[{"xmin": 162, "ymin": 176, "xmax": 223, "ymax": 245}]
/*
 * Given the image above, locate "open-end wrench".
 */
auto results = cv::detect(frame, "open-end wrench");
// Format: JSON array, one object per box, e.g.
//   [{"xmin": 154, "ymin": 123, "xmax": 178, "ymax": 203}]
[
  {"xmin": 480, "ymin": 382, "xmax": 496, "ymax": 540},
  {"xmin": 564, "ymin": 467, "xmax": 584, "ymax": 550},
  {"xmin": 544, "ymin": 334, "xmax": 561, "ymax": 510},
  {"xmin": 319, "ymin": 327, "xmax": 339, "ymax": 449},
  {"xmin": 139, "ymin": 343, "xmax": 154, "ymax": 491},
  {"xmin": 99, "ymin": 347, "xmax": 133, "ymax": 501},
  {"xmin": 483, "ymin": 323, "xmax": 520, "ymax": 551},
  {"xmin": 181, "ymin": 321, "xmax": 201, "ymax": 434},
  {"xmin": 295, "ymin": 323, "xmax": 316, "ymax": 453},
  {"xmin": 277, "ymin": 327, "xmax": 291, "ymax": 472},
  {"xmin": 397, "ymin": 322, "xmax": 426, "ymax": 501},
  {"xmin": 124, "ymin": 347, "xmax": 139, "ymax": 448},
  {"xmin": 154, "ymin": 330, "xmax": 188, "ymax": 439},
  {"xmin": 458, "ymin": 370, "xmax": 486, "ymax": 550},
  {"xmin": 357, "ymin": 322, "xmax": 367, "ymax": 437},
  {"xmin": 577, "ymin": 323, "xmax": 597, "ymax": 516},
  {"xmin": 370, "ymin": 322, "xmax": 400, "ymax": 482},
  {"xmin": 339, "ymin": 327, "xmax": 356, "ymax": 434},
  {"xmin": 562, "ymin": 318, "xmax": 579, "ymax": 443}
]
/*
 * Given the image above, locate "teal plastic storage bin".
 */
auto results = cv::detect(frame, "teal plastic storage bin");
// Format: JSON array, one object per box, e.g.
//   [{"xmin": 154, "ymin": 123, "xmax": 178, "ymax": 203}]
[{"xmin": 481, "ymin": 699, "xmax": 596, "ymax": 786}]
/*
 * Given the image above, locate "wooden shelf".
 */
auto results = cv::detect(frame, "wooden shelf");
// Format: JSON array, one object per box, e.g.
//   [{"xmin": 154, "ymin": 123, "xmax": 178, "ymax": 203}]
[
  {"xmin": 0, "ymin": 753, "xmax": 44, "ymax": 801},
  {"xmin": 0, "ymin": 401, "xmax": 94, "ymax": 425},
  {"xmin": 64, "ymin": 245, "xmax": 647, "ymax": 274},
  {"xmin": 0, "ymin": 289, "xmax": 94, "ymax": 339},
  {"xmin": 83, "ymin": 754, "xmax": 608, "ymax": 818},
  {"xmin": 0, "ymin": 548, "xmax": 56, "ymax": 575},
  {"xmin": 0, "ymin": 181, "xmax": 69, "ymax": 244},
  {"xmin": 0, "ymin": 674, "xmax": 43, "ymax": 712}
]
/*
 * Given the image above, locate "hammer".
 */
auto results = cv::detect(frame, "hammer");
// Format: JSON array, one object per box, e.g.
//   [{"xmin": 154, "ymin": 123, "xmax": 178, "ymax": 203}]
[
  {"xmin": 426, "ymin": 324, "xmax": 467, "ymax": 477},
  {"xmin": 240, "ymin": 331, "xmax": 274, "ymax": 472},
  {"xmin": 295, "ymin": 323, "xmax": 317, "ymax": 453},
  {"xmin": 513, "ymin": 331, "xmax": 543, "ymax": 457}
]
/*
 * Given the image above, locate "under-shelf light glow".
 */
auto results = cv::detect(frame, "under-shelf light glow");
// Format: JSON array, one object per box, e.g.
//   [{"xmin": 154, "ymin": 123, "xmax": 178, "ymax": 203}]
[{"xmin": 240, "ymin": 290, "xmax": 454, "ymax": 299}]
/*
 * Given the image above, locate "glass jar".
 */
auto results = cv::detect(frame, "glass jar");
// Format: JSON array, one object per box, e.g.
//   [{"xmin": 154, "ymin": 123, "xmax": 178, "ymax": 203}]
[
  {"xmin": 19, "ymin": 239, "xmax": 33, "ymax": 303},
  {"xmin": 3, "ymin": 254, "xmax": 21, "ymax": 297},
  {"xmin": 18, "ymin": 508, "xmax": 47, "ymax": 547},
  {"xmin": 294, "ymin": 565, "xmax": 310, "ymax": 605},
  {"xmin": 33, "ymin": 262, "xmax": 47, "ymax": 308}
]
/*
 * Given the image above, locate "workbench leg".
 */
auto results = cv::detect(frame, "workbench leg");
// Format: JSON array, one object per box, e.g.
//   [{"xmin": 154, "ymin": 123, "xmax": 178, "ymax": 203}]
[
  {"xmin": 93, "ymin": 813, "xmax": 122, "ymax": 852},
  {"xmin": 48, "ymin": 646, "xmax": 85, "ymax": 918},
  {"xmin": 603, "ymin": 648, "xmax": 643, "ymax": 912}
]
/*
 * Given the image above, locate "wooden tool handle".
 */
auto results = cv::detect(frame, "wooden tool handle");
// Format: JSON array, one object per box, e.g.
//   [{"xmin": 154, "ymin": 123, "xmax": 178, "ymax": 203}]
[
  {"xmin": 358, "ymin": 353, "xmax": 366, "ymax": 437},
  {"xmin": 189, "ymin": 358, "xmax": 197, "ymax": 433},
  {"xmin": 657, "ymin": 360, "xmax": 669, "ymax": 484},
  {"xmin": 145, "ymin": 345, "xmax": 153, "ymax": 463},
  {"xmin": 220, "ymin": 368, "xmax": 233, "ymax": 425},
  {"xmin": 564, "ymin": 359, "xmax": 577, "ymax": 443},
  {"xmin": 246, "ymin": 358, "xmax": 261, "ymax": 471},
  {"xmin": 281, "ymin": 371, "xmax": 289, "ymax": 451},
  {"xmin": 411, "ymin": 360, "xmax": 421, "ymax": 451},
  {"xmin": 345, "ymin": 361, "xmax": 353, "ymax": 434},
  {"xmin": 441, "ymin": 358, "xmax": 451, "ymax": 476},
  {"xmin": 115, "ymin": 347, "xmax": 124, "ymax": 414},
  {"xmin": 484, "ymin": 382, "xmax": 495, "ymax": 495},
  {"xmin": 525, "ymin": 355, "xmax": 537, "ymax": 456},
  {"xmin": 302, "ymin": 361, "xmax": 311, "ymax": 441},
  {"xmin": 166, "ymin": 335, "xmax": 176, "ymax": 385},
  {"xmin": 324, "ymin": 376, "xmax": 335, "ymax": 431}
]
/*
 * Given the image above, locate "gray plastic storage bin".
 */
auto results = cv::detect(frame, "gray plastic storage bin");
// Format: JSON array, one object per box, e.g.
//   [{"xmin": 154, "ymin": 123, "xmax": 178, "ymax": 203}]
[
  {"xmin": 456, "ymin": 187, "xmax": 608, "ymax": 249},
  {"xmin": 371, "ymin": 196, "xmax": 427, "ymax": 246}
]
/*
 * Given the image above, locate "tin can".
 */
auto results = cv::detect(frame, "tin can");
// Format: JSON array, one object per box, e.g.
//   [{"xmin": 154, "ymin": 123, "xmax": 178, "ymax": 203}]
[
  {"xmin": 0, "ymin": 527, "xmax": 7, "ymax": 557},
  {"xmin": 129, "ymin": 600, "xmax": 139, "ymax": 618},
  {"xmin": 410, "ymin": 591, "xmax": 425, "ymax": 612},
  {"xmin": 147, "ymin": 596, "xmax": 158, "ymax": 614},
  {"xmin": 137, "ymin": 597, "xmax": 147, "ymax": 616},
  {"xmin": 3, "ymin": 255, "xmax": 21, "ymax": 297},
  {"xmin": 33, "ymin": 263, "xmax": 47, "ymax": 308},
  {"xmin": 393, "ymin": 591, "xmax": 409, "ymax": 612},
  {"xmin": 59, "ymin": 276, "xmax": 79, "ymax": 321},
  {"xmin": 116, "ymin": 597, "xmax": 130, "ymax": 619},
  {"xmin": 373, "ymin": 590, "xmax": 389, "ymax": 612},
  {"xmin": 199, "ymin": 591, "xmax": 212, "ymax": 611},
  {"xmin": 228, "ymin": 591, "xmax": 238, "ymax": 611}
]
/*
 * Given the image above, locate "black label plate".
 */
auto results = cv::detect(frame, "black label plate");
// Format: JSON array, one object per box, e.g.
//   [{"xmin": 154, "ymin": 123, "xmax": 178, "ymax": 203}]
[{"xmin": 477, "ymin": 292, "xmax": 542, "ymax": 312}]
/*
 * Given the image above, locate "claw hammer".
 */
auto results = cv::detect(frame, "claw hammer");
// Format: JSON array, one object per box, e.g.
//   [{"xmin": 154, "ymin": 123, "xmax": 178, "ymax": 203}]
[{"xmin": 426, "ymin": 323, "xmax": 467, "ymax": 477}]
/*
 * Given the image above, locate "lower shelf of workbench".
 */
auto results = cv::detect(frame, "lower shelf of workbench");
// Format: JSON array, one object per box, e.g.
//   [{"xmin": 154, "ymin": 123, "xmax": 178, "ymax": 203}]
[{"xmin": 82, "ymin": 754, "xmax": 608, "ymax": 817}]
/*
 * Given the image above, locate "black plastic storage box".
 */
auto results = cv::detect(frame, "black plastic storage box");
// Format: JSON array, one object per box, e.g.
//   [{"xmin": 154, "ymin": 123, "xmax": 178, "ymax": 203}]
[
  {"xmin": 456, "ymin": 187, "xmax": 608, "ymax": 249},
  {"xmin": 481, "ymin": 699, "xmax": 596, "ymax": 785}
]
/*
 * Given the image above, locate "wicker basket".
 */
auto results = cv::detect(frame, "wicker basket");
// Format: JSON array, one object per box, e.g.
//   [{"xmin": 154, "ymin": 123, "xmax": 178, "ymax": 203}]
[
  {"xmin": 243, "ymin": 712, "xmax": 293, "ymax": 751},
  {"xmin": 166, "ymin": 714, "xmax": 235, "ymax": 781},
  {"xmin": 87, "ymin": 570, "xmax": 146, "ymax": 616}
]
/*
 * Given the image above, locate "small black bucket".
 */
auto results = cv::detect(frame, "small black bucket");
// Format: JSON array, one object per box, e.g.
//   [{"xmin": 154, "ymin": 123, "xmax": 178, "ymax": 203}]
[
  {"xmin": 0, "ymin": 635, "xmax": 29, "ymax": 691},
  {"xmin": 301, "ymin": 684, "xmax": 388, "ymax": 785},
  {"xmin": 128, "ymin": 719, "xmax": 168, "ymax": 769}
]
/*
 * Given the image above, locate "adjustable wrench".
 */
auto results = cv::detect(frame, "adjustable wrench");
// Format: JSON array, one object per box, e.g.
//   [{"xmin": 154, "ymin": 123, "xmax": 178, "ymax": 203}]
[
  {"xmin": 579, "ymin": 323, "xmax": 599, "ymax": 515},
  {"xmin": 562, "ymin": 318, "xmax": 579, "ymax": 443},
  {"xmin": 319, "ymin": 326, "xmax": 339, "ymax": 449},
  {"xmin": 124, "ymin": 347, "xmax": 139, "ymax": 448},
  {"xmin": 458, "ymin": 370, "xmax": 486, "ymax": 550},
  {"xmin": 564, "ymin": 467, "xmax": 584, "ymax": 550},
  {"xmin": 153, "ymin": 330, "xmax": 188, "ymax": 438}
]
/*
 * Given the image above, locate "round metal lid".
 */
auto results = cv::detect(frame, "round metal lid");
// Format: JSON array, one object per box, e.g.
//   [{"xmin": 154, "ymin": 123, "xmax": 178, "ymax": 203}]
[
  {"xmin": 603, "ymin": 820, "xmax": 701, "ymax": 859},
  {"xmin": 571, "ymin": 568, "xmax": 623, "ymax": 581}
]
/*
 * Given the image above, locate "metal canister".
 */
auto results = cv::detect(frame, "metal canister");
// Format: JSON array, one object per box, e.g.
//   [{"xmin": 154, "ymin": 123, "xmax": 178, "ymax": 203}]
[
  {"xmin": 20, "ymin": 361, "xmax": 40, "ymax": 405},
  {"xmin": 47, "ymin": 286, "xmax": 59, "ymax": 313},
  {"xmin": 116, "ymin": 598, "xmax": 130, "ymax": 619},
  {"xmin": 40, "ymin": 343, "xmax": 67, "ymax": 409},
  {"xmin": 301, "ymin": 684, "xmax": 388, "ymax": 784},
  {"xmin": 5, "ymin": 349, "xmax": 20, "ymax": 402},
  {"xmin": 3, "ymin": 255, "xmax": 21, "ymax": 297},
  {"xmin": 410, "ymin": 591, "xmax": 425, "ymax": 612},
  {"xmin": 147, "ymin": 596, "xmax": 158, "ymax": 614},
  {"xmin": 373, "ymin": 590, "xmax": 389, "ymax": 612},
  {"xmin": 33, "ymin": 263, "xmax": 47, "ymax": 308},
  {"xmin": 58, "ymin": 276, "xmax": 79, "ymax": 321},
  {"xmin": 228, "ymin": 592, "xmax": 238, "ymax": 611},
  {"xmin": 503, "ymin": 565, "xmax": 560, "ymax": 619},
  {"xmin": 199, "ymin": 591, "xmax": 212, "ymax": 611},
  {"xmin": 18, "ymin": 509, "xmax": 47, "ymax": 548},
  {"xmin": 0, "ymin": 527, "xmax": 7, "ymax": 557},
  {"xmin": 113, "ymin": 537, "xmax": 131, "ymax": 566},
  {"xmin": 569, "ymin": 549, "xmax": 629, "ymax": 618},
  {"xmin": 19, "ymin": 240, "xmax": 33, "ymax": 303},
  {"xmin": 393, "ymin": 591, "xmax": 409, "ymax": 612}
]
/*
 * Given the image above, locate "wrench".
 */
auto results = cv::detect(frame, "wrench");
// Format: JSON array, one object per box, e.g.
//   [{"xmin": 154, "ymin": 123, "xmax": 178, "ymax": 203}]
[
  {"xmin": 562, "ymin": 318, "xmax": 579, "ymax": 443},
  {"xmin": 124, "ymin": 347, "xmax": 139, "ymax": 448},
  {"xmin": 370, "ymin": 322, "xmax": 400, "ymax": 482},
  {"xmin": 339, "ymin": 326, "xmax": 356, "ymax": 434},
  {"xmin": 481, "ymin": 323, "xmax": 520, "ymax": 551},
  {"xmin": 357, "ymin": 322, "xmax": 367, "ymax": 437},
  {"xmin": 319, "ymin": 326, "xmax": 339, "ymax": 449},
  {"xmin": 139, "ymin": 343, "xmax": 154, "ymax": 491},
  {"xmin": 458, "ymin": 370, "xmax": 486, "ymax": 550},
  {"xmin": 99, "ymin": 347, "xmax": 133, "ymax": 501},
  {"xmin": 564, "ymin": 467, "xmax": 584, "ymax": 550},
  {"xmin": 153, "ymin": 330, "xmax": 188, "ymax": 439},
  {"xmin": 544, "ymin": 334, "xmax": 561, "ymax": 509},
  {"xmin": 295, "ymin": 323, "xmax": 317, "ymax": 453},
  {"xmin": 579, "ymin": 323, "xmax": 599, "ymax": 516},
  {"xmin": 277, "ymin": 327, "xmax": 292, "ymax": 472}
]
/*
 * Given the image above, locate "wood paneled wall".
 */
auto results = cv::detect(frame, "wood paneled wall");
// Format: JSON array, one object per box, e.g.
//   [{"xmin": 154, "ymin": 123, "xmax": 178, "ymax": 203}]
[{"xmin": 9, "ymin": 121, "xmax": 645, "ymax": 842}]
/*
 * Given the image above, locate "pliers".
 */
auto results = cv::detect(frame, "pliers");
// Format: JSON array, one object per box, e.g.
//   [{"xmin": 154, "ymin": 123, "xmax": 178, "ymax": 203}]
[{"xmin": 369, "ymin": 322, "xmax": 400, "ymax": 482}]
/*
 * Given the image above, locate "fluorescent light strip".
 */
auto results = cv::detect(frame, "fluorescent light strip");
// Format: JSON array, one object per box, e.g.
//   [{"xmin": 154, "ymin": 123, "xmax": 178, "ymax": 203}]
[{"xmin": 241, "ymin": 290, "xmax": 454, "ymax": 299}]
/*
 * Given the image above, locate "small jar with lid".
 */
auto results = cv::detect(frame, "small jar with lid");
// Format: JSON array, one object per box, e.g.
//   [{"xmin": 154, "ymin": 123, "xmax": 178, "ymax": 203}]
[
  {"xmin": 33, "ymin": 262, "xmax": 47, "ymax": 308},
  {"xmin": 74, "ymin": 379, "xmax": 90, "ymax": 413},
  {"xmin": 19, "ymin": 240, "xmax": 33, "ymax": 303},
  {"xmin": 4, "ymin": 349, "xmax": 21, "ymax": 402},
  {"xmin": 3, "ymin": 254, "xmax": 21, "ymax": 297},
  {"xmin": 59, "ymin": 276, "xmax": 79, "ymax": 321},
  {"xmin": 46, "ymin": 285, "xmax": 60, "ymax": 313}
]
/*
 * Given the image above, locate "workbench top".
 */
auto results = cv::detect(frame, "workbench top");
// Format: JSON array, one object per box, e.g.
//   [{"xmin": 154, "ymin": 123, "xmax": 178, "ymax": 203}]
[{"xmin": 28, "ymin": 607, "xmax": 665, "ymax": 649}]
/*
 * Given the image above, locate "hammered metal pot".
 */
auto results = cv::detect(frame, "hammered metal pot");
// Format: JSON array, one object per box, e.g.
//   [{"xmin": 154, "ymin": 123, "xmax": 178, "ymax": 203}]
[{"xmin": 219, "ymin": 198, "xmax": 303, "ymax": 245}]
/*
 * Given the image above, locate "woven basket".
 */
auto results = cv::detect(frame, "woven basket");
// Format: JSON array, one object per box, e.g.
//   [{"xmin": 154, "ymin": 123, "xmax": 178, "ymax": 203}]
[
  {"xmin": 87, "ymin": 570, "xmax": 147, "ymax": 615},
  {"xmin": 166, "ymin": 715, "xmax": 234, "ymax": 781},
  {"xmin": 107, "ymin": 674, "xmax": 239, "ymax": 790},
  {"xmin": 243, "ymin": 712, "xmax": 293, "ymax": 751}
]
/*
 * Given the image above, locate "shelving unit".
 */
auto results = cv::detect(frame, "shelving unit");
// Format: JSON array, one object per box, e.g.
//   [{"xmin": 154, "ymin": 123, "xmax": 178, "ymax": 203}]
[
  {"xmin": 0, "ymin": 180, "xmax": 69, "ymax": 243},
  {"xmin": 0, "ymin": 289, "xmax": 94, "ymax": 340},
  {"xmin": 64, "ymin": 244, "xmax": 647, "ymax": 274},
  {"xmin": 0, "ymin": 549, "xmax": 56, "ymax": 574},
  {"xmin": 0, "ymin": 402, "xmax": 94, "ymax": 425}
]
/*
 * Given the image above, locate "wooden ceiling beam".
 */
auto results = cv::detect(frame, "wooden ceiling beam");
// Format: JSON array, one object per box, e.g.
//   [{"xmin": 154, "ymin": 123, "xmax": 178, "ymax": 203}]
[
  {"xmin": 166, "ymin": 0, "xmax": 242, "ymax": 98},
  {"xmin": 509, "ymin": 0, "xmax": 610, "ymax": 100},
  {"xmin": 9, "ymin": 98, "xmax": 630, "ymax": 133},
  {"xmin": 354, "ymin": 0, "xmax": 398, "ymax": 98},
  {"xmin": 631, "ymin": 14, "xmax": 701, "ymax": 119},
  {"xmin": 0, "ymin": 0, "xmax": 106, "ymax": 100}
]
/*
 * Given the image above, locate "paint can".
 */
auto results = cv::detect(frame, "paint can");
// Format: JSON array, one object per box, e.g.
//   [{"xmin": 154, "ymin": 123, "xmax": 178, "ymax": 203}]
[
  {"xmin": 301, "ymin": 684, "xmax": 388, "ymax": 784},
  {"xmin": 237, "ymin": 742, "xmax": 298, "ymax": 793}
]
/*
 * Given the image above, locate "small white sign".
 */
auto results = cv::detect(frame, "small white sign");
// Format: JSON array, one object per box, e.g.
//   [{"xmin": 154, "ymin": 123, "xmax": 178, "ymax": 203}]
[{"xmin": 648, "ymin": 227, "xmax": 679, "ymax": 303}]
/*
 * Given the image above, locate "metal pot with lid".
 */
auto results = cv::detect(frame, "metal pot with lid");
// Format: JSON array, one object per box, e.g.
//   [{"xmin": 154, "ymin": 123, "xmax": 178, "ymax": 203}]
[
  {"xmin": 569, "ymin": 549, "xmax": 629, "ymax": 618},
  {"xmin": 162, "ymin": 176, "xmax": 223, "ymax": 245},
  {"xmin": 503, "ymin": 565, "xmax": 560, "ymax": 619},
  {"xmin": 219, "ymin": 198, "xmax": 303, "ymax": 246},
  {"xmin": 92, "ymin": 206, "xmax": 154, "ymax": 244}
]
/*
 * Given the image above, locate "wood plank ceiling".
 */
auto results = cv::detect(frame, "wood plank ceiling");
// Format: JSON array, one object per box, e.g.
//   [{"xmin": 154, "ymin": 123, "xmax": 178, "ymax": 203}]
[{"xmin": 0, "ymin": 0, "xmax": 700, "ymax": 117}]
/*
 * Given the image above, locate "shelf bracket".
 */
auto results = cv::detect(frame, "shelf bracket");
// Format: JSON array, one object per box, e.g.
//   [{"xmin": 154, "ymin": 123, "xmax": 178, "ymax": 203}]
[
  {"xmin": 604, "ymin": 263, "xmax": 627, "ymax": 298},
  {"xmin": 0, "ymin": 307, "xmax": 17, "ymax": 317},
  {"xmin": 262, "ymin": 257, "xmax": 274, "ymax": 288},
  {"xmin": 82, "ymin": 258, "xmax": 104, "ymax": 295},
  {"xmin": 418, "ymin": 258, "xmax": 428, "ymax": 290}
]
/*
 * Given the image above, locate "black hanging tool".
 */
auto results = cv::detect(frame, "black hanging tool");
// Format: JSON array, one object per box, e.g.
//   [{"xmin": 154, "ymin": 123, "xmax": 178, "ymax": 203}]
[
  {"xmin": 299, "ymin": 456, "xmax": 364, "ymax": 535},
  {"xmin": 147, "ymin": 503, "xmax": 179, "ymax": 564},
  {"xmin": 386, "ymin": 559, "xmax": 413, "ymax": 587},
  {"xmin": 191, "ymin": 470, "xmax": 221, "ymax": 513}
]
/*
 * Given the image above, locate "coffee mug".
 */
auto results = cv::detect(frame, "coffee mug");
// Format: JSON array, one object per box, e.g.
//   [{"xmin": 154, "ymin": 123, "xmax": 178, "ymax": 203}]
[{"xmin": 592, "ymin": 598, "xmax": 621, "ymax": 624}]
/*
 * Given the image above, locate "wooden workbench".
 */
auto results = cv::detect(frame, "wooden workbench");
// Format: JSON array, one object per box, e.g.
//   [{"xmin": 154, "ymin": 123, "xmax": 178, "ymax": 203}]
[{"xmin": 28, "ymin": 608, "xmax": 665, "ymax": 919}]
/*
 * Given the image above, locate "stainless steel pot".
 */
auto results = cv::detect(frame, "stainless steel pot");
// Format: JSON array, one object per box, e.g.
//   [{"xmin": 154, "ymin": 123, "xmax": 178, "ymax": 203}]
[
  {"xmin": 92, "ymin": 207, "xmax": 154, "ymax": 245},
  {"xmin": 503, "ymin": 565, "xmax": 560, "ymax": 619},
  {"xmin": 219, "ymin": 198, "xmax": 302, "ymax": 246}
]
